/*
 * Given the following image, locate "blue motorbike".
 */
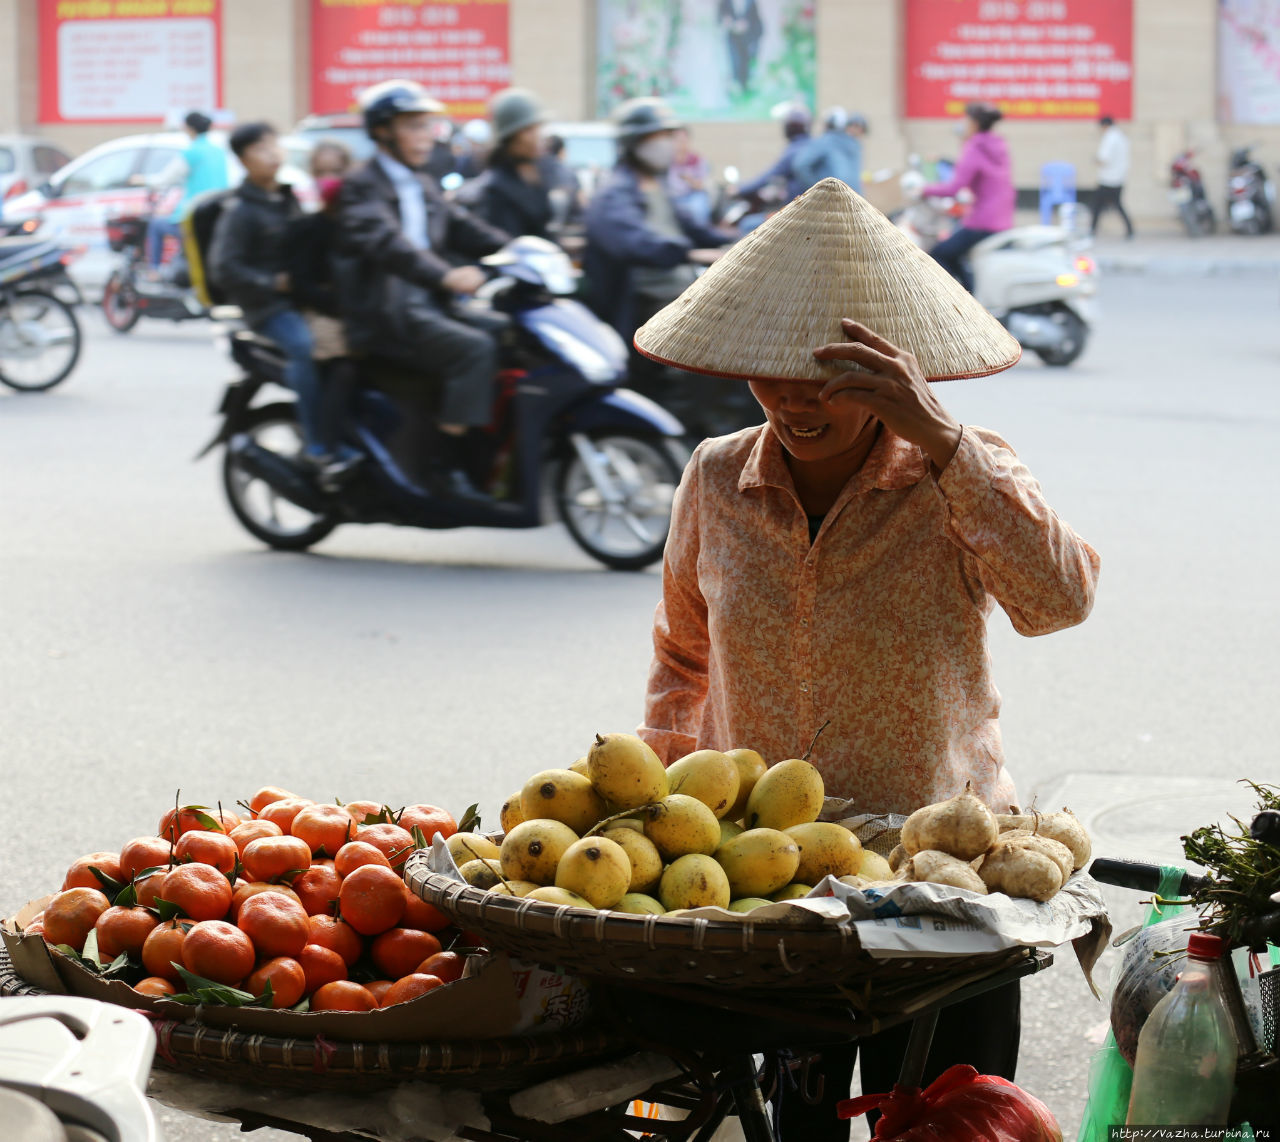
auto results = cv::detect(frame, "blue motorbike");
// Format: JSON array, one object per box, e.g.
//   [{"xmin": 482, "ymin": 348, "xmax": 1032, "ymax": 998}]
[{"xmin": 199, "ymin": 237, "xmax": 685, "ymax": 571}]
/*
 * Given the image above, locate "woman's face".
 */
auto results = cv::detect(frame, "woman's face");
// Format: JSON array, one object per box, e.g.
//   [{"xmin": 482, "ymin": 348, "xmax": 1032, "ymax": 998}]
[
  {"xmin": 506, "ymin": 124, "xmax": 543, "ymax": 161},
  {"xmin": 748, "ymin": 379, "xmax": 878, "ymax": 465}
]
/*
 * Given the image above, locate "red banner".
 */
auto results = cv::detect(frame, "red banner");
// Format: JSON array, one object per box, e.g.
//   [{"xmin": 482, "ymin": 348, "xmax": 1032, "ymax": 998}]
[
  {"xmin": 310, "ymin": 0, "xmax": 511, "ymax": 119},
  {"xmin": 904, "ymin": 0, "xmax": 1132, "ymax": 120},
  {"xmin": 38, "ymin": 0, "xmax": 223, "ymax": 125}
]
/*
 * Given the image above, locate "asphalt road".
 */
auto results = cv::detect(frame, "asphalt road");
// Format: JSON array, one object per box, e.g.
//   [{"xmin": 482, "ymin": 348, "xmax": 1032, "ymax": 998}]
[{"xmin": 2, "ymin": 275, "xmax": 1278, "ymax": 1141}]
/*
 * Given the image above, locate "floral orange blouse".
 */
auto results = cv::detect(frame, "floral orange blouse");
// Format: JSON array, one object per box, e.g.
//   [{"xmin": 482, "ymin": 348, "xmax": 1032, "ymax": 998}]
[{"xmin": 639, "ymin": 423, "xmax": 1100, "ymax": 815}]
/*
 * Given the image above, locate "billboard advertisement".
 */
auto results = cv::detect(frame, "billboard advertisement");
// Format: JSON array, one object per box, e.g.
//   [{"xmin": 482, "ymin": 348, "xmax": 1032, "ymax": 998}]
[
  {"xmin": 595, "ymin": 0, "xmax": 816, "ymax": 121},
  {"xmin": 38, "ymin": 0, "xmax": 223, "ymax": 125},
  {"xmin": 905, "ymin": 0, "xmax": 1133, "ymax": 120},
  {"xmin": 311, "ymin": 0, "xmax": 511, "ymax": 119},
  {"xmin": 1219, "ymin": 0, "xmax": 1280, "ymax": 124}
]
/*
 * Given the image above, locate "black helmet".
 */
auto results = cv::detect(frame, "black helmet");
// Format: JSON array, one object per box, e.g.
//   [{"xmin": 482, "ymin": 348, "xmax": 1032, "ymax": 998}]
[
  {"xmin": 358, "ymin": 81, "xmax": 445, "ymax": 139},
  {"xmin": 612, "ymin": 97, "xmax": 682, "ymax": 144}
]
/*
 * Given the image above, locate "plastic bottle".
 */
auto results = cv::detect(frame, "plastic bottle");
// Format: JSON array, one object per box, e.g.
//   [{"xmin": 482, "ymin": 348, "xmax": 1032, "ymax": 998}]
[{"xmin": 1125, "ymin": 931, "xmax": 1239, "ymax": 1126}]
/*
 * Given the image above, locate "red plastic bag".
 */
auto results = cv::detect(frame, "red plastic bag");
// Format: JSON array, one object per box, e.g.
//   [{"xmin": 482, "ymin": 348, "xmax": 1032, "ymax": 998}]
[{"xmin": 837, "ymin": 1064, "xmax": 1062, "ymax": 1142}]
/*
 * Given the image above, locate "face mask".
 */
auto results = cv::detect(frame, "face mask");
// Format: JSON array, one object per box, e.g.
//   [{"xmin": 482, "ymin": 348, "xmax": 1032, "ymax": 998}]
[{"xmin": 634, "ymin": 135, "xmax": 677, "ymax": 172}]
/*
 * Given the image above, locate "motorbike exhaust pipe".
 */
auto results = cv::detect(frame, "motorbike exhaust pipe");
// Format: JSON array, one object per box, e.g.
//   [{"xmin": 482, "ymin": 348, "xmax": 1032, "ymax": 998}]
[{"xmin": 228, "ymin": 435, "xmax": 328, "ymax": 513}]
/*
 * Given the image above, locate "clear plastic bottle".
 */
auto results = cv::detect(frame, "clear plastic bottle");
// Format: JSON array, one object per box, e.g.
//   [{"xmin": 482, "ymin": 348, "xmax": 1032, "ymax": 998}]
[{"xmin": 1126, "ymin": 931, "xmax": 1239, "ymax": 1126}]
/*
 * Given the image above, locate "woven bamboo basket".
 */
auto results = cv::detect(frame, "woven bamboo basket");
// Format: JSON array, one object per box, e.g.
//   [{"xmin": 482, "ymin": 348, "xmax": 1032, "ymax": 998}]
[
  {"xmin": 0, "ymin": 946, "xmax": 628, "ymax": 1092},
  {"xmin": 404, "ymin": 855, "xmax": 1030, "ymax": 996}
]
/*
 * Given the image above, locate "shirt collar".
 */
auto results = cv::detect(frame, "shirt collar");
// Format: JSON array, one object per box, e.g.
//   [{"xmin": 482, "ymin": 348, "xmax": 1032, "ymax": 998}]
[
  {"xmin": 376, "ymin": 151, "xmax": 420, "ymax": 187},
  {"xmin": 738, "ymin": 422, "xmax": 929, "ymax": 497}
]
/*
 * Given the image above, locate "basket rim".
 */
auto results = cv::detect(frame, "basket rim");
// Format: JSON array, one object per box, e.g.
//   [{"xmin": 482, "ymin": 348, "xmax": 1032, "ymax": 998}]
[{"xmin": 404, "ymin": 858, "xmax": 852, "ymax": 947}]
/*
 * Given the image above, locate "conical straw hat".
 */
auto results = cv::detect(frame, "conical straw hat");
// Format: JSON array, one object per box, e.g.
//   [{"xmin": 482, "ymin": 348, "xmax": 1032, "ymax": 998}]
[{"xmin": 634, "ymin": 178, "xmax": 1021, "ymax": 382}]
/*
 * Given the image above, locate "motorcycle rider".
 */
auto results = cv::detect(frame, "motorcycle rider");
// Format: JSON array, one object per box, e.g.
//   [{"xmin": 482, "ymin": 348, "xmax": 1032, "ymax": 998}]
[
  {"xmin": 584, "ymin": 97, "xmax": 729, "ymax": 345},
  {"xmin": 921, "ymin": 102, "xmax": 1015, "ymax": 293},
  {"xmin": 336, "ymin": 80, "xmax": 512, "ymax": 507},
  {"xmin": 794, "ymin": 107, "xmax": 865, "ymax": 195},
  {"xmin": 584, "ymin": 97, "xmax": 742, "ymax": 437},
  {"xmin": 143, "ymin": 110, "xmax": 229, "ymax": 273},
  {"xmin": 734, "ymin": 101, "xmax": 813, "ymax": 227}
]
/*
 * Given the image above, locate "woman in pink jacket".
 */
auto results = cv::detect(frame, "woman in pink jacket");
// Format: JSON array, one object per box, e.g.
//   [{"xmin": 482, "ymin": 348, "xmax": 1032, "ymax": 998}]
[{"xmin": 922, "ymin": 102, "xmax": 1015, "ymax": 293}]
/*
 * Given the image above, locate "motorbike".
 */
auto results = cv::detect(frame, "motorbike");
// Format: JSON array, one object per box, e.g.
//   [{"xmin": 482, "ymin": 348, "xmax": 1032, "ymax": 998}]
[
  {"xmin": 0, "ymin": 219, "xmax": 84, "ymax": 392},
  {"xmin": 1226, "ymin": 145, "xmax": 1275, "ymax": 236},
  {"xmin": 1170, "ymin": 149, "xmax": 1217, "ymax": 237},
  {"xmin": 101, "ymin": 196, "xmax": 208, "ymax": 334},
  {"xmin": 898, "ymin": 162, "xmax": 1098, "ymax": 368},
  {"xmin": 199, "ymin": 235, "xmax": 686, "ymax": 571}
]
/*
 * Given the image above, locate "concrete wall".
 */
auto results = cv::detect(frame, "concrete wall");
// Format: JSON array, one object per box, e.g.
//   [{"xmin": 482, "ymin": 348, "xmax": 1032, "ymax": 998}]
[{"xmin": 4, "ymin": 0, "xmax": 1278, "ymax": 228}]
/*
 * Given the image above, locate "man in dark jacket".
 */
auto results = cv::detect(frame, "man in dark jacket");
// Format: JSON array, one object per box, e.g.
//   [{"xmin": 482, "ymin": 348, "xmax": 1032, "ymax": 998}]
[
  {"xmin": 584, "ymin": 97, "xmax": 729, "ymax": 345},
  {"xmin": 210, "ymin": 122, "xmax": 346, "ymax": 471},
  {"xmin": 337, "ymin": 81, "xmax": 511, "ymax": 506}
]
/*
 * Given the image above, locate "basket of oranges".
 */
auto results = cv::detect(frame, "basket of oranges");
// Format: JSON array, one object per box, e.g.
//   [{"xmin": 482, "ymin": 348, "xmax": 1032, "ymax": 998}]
[{"xmin": 0, "ymin": 787, "xmax": 626, "ymax": 1091}]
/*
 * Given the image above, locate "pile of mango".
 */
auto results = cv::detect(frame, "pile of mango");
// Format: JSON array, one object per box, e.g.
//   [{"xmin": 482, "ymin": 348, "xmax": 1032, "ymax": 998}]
[{"xmin": 446, "ymin": 734, "xmax": 890, "ymax": 914}]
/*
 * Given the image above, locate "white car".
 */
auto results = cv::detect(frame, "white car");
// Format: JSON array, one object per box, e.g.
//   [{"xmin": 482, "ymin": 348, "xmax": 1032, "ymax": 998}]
[
  {"xmin": 0, "ymin": 135, "xmax": 73, "ymax": 206},
  {"xmin": 3, "ymin": 131, "xmax": 313, "ymax": 295}
]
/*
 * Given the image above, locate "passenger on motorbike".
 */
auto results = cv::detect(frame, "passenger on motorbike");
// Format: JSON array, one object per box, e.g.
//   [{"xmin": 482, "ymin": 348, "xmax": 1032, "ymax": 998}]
[
  {"xmin": 209, "ymin": 122, "xmax": 342, "ymax": 474},
  {"xmin": 459, "ymin": 88, "xmax": 560, "ymax": 241},
  {"xmin": 793, "ymin": 107, "xmax": 865, "ymax": 195},
  {"xmin": 283, "ymin": 143, "xmax": 362, "ymax": 486},
  {"xmin": 734, "ymin": 101, "xmax": 813, "ymax": 230},
  {"xmin": 141, "ymin": 111, "xmax": 229, "ymax": 273},
  {"xmin": 336, "ymin": 80, "xmax": 512, "ymax": 507}
]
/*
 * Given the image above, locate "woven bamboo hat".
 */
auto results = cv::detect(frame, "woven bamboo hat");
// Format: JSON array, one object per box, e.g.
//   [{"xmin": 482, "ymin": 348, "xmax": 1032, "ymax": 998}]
[{"xmin": 634, "ymin": 178, "xmax": 1021, "ymax": 382}]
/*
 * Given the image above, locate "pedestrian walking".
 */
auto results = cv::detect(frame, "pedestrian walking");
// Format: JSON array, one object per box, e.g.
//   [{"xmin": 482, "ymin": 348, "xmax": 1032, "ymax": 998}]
[{"xmin": 1092, "ymin": 115, "xmax": 1135, "ymax": 239}]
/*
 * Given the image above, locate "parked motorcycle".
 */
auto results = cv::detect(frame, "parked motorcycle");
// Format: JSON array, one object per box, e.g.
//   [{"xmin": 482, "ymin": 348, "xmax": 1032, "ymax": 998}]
[
  {"xmin": 1170, "ymin": 149, "xmax": 1217, "ymax": 237},
  {"xmin": 0, "ymin": 220, "xmax": 83, "ymax": 392},
  {"xmin": 1226, "ymin": 145, "xmax": 1275, "ymax": 236},
  {"xmin": 199, "ymin": 236, "xmax": 685, "ymax": 571},
  {"xmin": 101, "ymin": 198, "xmax": 207, "ymax": 333},
  {"xmin": 898, "ymin": 165, "xmax": 1098, "ymax": 367}
]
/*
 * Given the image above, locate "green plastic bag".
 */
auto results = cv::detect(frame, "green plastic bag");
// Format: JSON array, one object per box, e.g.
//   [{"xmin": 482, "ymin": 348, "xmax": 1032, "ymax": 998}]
[{"xmin": 1076, "ymin": 866, "xmax": 1187, "ymax": 1142}]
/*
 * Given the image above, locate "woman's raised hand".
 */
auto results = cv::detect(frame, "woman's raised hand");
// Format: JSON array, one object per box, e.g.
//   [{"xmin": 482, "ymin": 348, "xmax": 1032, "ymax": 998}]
[{"xmin": 812, "ymin": 318, "xmax": 963, "ymax": 471}]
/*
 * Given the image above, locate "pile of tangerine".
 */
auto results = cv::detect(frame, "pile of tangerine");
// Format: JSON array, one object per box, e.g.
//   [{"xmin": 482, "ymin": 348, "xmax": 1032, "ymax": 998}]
[{"xmin": 24, "ymin": 786, "xmax": 470, "ymax": 1010}]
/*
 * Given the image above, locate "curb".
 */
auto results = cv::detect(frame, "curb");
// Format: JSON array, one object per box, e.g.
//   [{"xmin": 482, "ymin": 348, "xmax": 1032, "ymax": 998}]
[{"xmin": 1095, "ymin": 254, "xmax": 1280, "ymax": 277}]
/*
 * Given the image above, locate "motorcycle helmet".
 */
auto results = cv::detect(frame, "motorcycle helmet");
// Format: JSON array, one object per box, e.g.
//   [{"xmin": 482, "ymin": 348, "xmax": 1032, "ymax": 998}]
[
  {"xmin": 771, "ymin": 100, "xmax": 812, "ymax": 140},
  {"xmin": 612, "ymin": 97, "xmax": 683, "ymax": 144},
  {"xmin": 359, "ymin": 80, "xmax": 445, "ymax": 140},
  {"xmin": 491, "ymin": 88, "xmax": 547, "ymax": 145}
]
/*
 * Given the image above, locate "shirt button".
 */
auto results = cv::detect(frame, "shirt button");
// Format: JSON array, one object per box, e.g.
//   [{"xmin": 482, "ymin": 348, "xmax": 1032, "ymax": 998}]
[
  {"xmin": 799, "ymin": 682, "xmax": 809, "ymax": 693},
  {"xmin": 800, "ymin": 618, "xmax": 809, "ymax": 626}
]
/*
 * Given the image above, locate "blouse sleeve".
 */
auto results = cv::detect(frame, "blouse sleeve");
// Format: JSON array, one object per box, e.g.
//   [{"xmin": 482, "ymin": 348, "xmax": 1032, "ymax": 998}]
[
  {"xmin": 638, "ymin": 445, "xmax": 711, "ymax": 763},
  {"xmin": 932, "ymin": 426, "xmax": 1100, "ymax": 636}
]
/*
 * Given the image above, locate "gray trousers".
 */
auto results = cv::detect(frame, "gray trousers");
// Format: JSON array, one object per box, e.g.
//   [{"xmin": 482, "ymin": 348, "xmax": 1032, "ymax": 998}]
[{"xmin": 391, "ymin": 299, "xmax": 497, "ymax": 428}]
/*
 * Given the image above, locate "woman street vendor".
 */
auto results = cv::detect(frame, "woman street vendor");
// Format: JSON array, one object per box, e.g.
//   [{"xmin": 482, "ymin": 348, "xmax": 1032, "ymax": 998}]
[{"xmin": 633, "ymin": 179, "xmax": 1100, "ymax": 1139}]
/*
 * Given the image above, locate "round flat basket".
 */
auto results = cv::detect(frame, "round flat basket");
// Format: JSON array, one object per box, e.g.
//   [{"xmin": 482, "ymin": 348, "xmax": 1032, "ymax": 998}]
[
  {"xmin": 404, "ymin": 856, "xmax": 1028, "ymax": 994},
  {"xmin": 0, "ymin": 946, "xmax": 627, "ymax": 1093}
]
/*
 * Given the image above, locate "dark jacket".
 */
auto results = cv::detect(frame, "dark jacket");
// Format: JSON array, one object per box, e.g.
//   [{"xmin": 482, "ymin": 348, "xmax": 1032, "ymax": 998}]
[
  {"xmin": 583, "ymin": 163, "xmax": 727, "ymax": 339},
  {"xmin": 738, "ymin": 135, "xmax": 812, "ymax": 202},
  {"xmin": 335, "ymin": 158, "xmax": 510, "ymax": 355},
  {"xmin": 283, "ymin": 211, "xmax": 344, "ymax": 317},
  {"xmin": 208, "ymin": 180, "xmax": 304, "ymax": 327},
  {"xmin": 463, "ymin": 156, "xmax": 557, "ymax": 240}
]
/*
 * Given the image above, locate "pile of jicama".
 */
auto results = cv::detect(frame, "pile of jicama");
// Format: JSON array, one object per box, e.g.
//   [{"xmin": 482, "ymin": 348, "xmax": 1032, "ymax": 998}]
[{"xmin": 846, "ymin": 786, "xmax": 1091, "ymax": 902}]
